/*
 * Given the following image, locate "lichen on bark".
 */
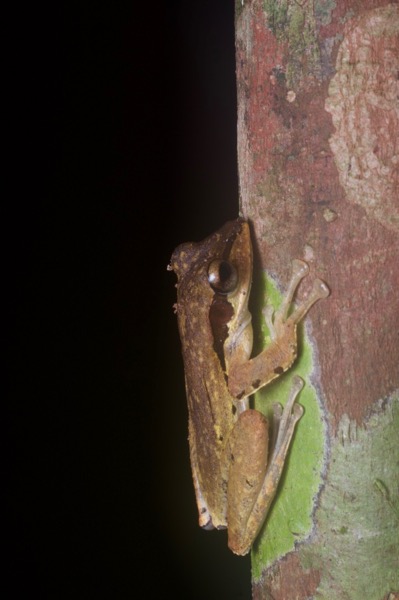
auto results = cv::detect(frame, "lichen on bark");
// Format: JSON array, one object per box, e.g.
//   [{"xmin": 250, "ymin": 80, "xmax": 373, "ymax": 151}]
[
  {"xmin": 263, "ymin": 0, "xmax": 323, "ymax": 88},
  {"xmin": 325, "ymin": 5, "xmax": 399, "ymax": 232},
  {"xmin": 300, "ymin": 393, "xmax": 399, "ymax": 599}
]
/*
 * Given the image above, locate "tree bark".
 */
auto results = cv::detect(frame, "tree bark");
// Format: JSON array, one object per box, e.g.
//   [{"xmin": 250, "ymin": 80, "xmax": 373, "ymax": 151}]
[{"xmin": 235, "ymin": 1, "xmax": 399, "ymax": 598}]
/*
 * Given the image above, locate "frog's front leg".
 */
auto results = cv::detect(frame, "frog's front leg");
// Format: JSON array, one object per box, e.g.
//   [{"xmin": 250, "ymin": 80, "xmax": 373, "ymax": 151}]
[
  {"xmin": 266, "ymin": 260, "xmax": 328, "ymax": 341},
  {"xmin": 225, "ymin": 376, "xmax": 304, "ymax": 556},
  {"xmin": 228, "ymin": 260, "xmax": 329, "ymax": 400}
]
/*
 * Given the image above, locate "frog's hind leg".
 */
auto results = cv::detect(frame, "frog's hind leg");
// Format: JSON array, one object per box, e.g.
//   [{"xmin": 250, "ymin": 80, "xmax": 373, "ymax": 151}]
[
  {"xmin": 227, "ymin": 376, "xmax": 304, "ymax": 556},
  {"xmin": 192, "ymin": 467, "xmax": 215, "ymax": 530},
  {"xmin": 225, "ymin": 408, "xmax": 270, "ymax": 554},
  {"xmin": 188, "ymin": 418, "xmax": 216, "ymax": 531}
]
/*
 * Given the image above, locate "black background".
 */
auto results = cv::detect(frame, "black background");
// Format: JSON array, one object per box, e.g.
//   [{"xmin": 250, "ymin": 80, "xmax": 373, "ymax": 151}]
[{"xmin": 6, "ymin": 2, "xmax": 251, "ymax": 598}]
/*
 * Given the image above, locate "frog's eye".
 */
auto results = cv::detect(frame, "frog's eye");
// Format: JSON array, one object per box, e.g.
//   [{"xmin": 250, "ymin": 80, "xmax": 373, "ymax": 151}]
[{"xmin": 207, "ymin": 260, "xmax": 238, "ymax": 293}]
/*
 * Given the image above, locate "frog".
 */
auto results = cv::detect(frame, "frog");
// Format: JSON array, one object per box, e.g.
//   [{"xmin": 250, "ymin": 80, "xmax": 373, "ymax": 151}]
[{"xmin": 168, "ymin": 218, "xmax": 329, "ymax": 555}]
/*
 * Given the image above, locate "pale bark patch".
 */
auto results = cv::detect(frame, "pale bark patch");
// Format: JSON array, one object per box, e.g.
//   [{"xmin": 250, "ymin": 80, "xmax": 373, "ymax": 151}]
[{"xmin": 325, "ymin": 5, "xmax": 399, "ymax": 232}]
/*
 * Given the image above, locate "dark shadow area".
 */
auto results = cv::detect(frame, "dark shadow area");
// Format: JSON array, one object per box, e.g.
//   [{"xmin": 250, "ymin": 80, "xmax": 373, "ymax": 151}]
[{"xmin": 6, "ymin": 2, "xmax": 251, "ymax": 598}]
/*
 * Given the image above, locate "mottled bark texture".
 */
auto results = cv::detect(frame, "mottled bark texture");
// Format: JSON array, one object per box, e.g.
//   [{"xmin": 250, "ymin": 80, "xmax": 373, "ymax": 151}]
[{"xmin": 235, "ymin": 1, "xmax": 399, "ymax": 598}]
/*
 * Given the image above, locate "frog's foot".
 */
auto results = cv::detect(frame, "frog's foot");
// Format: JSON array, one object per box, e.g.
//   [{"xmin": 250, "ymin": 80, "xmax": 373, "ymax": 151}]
[
  {"xmin": 265, "ymin": 260, "xmax": 329, "ymax": 340},
  {"xmin": 270, "ymin": 375, "xmax": 304, "ymax": 465}
]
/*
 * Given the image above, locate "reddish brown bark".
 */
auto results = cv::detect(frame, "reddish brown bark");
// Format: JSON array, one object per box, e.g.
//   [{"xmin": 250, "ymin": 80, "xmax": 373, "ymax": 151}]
[
  {"xmin": 236, "ymin": 0, "xmax": 399, "ymax": 431},
  {"xmin": 236, "ymin": 1, "xmax": 399, "ymax": 597}
]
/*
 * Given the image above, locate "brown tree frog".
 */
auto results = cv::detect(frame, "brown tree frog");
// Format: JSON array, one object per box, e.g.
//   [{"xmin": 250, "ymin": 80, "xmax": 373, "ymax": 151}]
[{"xmin": 169, "ymin": 218, "xmax": 329, "ymax": 555}]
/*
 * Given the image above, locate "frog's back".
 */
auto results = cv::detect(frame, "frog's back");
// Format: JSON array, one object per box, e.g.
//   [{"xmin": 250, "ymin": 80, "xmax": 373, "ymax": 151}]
[
  {"xmin": 170, "ymin": 222, "xmax": 245, "ymax": 521},
  {"xmin": 172, "ymin": 239, "xmax": 236, "ymax": 455}
]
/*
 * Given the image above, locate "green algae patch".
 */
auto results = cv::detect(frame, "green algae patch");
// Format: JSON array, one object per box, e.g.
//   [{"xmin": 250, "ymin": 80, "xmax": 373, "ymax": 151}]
[{"xmin": 251, "ymin": 273, "xmax": 326, "ymax": 579}]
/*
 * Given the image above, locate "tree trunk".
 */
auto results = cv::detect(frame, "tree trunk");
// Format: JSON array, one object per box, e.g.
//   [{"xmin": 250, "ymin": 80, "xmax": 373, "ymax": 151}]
[{"xmin": 235, "ymin": 1, "xmax": 399, "ymax": 598}]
